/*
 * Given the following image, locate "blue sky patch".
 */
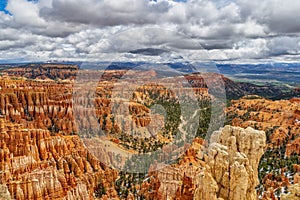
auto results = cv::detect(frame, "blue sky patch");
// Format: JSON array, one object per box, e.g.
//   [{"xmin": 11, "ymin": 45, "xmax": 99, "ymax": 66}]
[{"xmin": 0, "ymin": 0, "xmax": 9, "ymax": 14}]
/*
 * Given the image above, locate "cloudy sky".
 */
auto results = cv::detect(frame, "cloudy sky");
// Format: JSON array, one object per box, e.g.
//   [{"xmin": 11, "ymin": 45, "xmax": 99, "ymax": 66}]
[{"xmin": 0, "ymin": 0, "xmax": 300, "ymax": 63}]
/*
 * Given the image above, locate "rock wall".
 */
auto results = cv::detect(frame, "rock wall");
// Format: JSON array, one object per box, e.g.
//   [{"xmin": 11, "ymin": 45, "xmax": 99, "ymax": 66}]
[
  {"xmin": 3, "ymin": 63, "xmax": 78, "ymax": 80},
  {"xmin": 141, "ymin": 125, "xmax": 266, "ymax": 200},
  {"xmin": 199, "ymin": 125, "xmax": 266, "ymax": 200}
]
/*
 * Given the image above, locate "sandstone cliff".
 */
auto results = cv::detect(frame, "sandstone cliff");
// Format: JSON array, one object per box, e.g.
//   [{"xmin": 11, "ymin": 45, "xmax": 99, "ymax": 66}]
[
  {"xmin": 141, "ymin": 125, "xmax": 266, "ymax": 200},
  {"xmin": 0, "ymin": 77, "xmax": 76, "ymax": 135},
  {"xmin": 0, "ymin": 116, "xmax": 118, "ymax": 200}
]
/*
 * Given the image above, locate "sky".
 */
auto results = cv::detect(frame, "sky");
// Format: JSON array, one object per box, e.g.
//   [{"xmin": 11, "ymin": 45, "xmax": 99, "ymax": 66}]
[{"xmin": 0, "ymin": 0, "xmax": 300, "ymax": 63}]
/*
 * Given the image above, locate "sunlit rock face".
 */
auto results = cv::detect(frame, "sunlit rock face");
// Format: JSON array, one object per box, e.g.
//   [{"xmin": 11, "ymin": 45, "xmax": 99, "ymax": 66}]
[
  {"xmin": 0, "ymin": 76, "xmax": 76, "ymax": 135},
  {"xmin": 0, "ymin": 74, "xmax": 119, "ymax": 199},
  {"xmin": 227, "ymin": 97, "xmax": 300, "ymax": 149},
  {"xmin": 0, "ymin": 117, "xmax": 118, "ymax": 200},
  {"xmin": 3, "ymin": 66, "xmax": 297, "ymax": 199},
  {"xmin": 141, "ymin": 125, "xmax": 266, "ymax": 200}
]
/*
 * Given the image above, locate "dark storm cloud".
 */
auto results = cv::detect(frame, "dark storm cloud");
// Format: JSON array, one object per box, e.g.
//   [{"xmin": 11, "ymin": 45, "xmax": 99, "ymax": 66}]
[
  {"xmin": 129, "ymin": 48, "xmax": 169, "ymax": 56},
  {"xmin": 200, "ymin": 41, "xmax": 233, "ymax": 50},
  {"xmin": 40, "ymin": 0, "xmax": 171, "ymax": 26}
]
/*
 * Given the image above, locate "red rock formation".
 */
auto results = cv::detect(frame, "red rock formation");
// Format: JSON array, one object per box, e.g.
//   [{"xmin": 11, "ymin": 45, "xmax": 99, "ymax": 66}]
[
  {"xmin": 227, "ymin": 97, "xmax": 300, "ymax": 149},
  {"xmin": 1, "ymin": 68, "xmax": 293, "ymax": 200},
  {"xmin": 286, "ymin": 137, "xmax": 300, "ymax": 156},
  {"xmin": 0, "ymin": 117, "xmax": 118, "ymax": 199},
  {"xmin": 0, "ymin": 77, "xmax": 76, "ymax": 135},
  {"xmin": 227, "ymin": 97, "xmax": 300, "ymax": 198}
]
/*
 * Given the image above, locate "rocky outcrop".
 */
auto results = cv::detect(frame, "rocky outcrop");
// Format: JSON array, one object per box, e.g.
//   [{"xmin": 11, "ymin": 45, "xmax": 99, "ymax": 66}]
[
  {"xmin": 0, "ymin": 184, "xmax": 11, "ymax": 199},
  {"xmin": 0, "ymin": 74, "xmax": 122, "ymax": 200},
  {"xmin": 142, "ymin": 125, "xmax": 266, "ymax": 200},
  {"xmin": 184, "ymin": 73, "xmax": 286, "ymax": 100},
  {"xmin": 286, "ymin": 137, "xmax": 300, "ymax": 156},
  {"xmin": 2, "ymin": 67, "xmax": 291, "ymax": 199},
  {"xmin": 197, "ymin": 125, "xmax": 266, "ymax": 200},
  {"xmin": 0, "ymin": 117, "xmax": 118, "ymax": 200}
]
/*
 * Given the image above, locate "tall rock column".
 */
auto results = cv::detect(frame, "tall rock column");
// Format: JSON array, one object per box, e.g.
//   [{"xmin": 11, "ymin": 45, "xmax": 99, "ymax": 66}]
[
  {"xmin": 195, "ymin": 125, "xmax": 266, "ymax": 200},
  {"xmin": 142, "ymin": 125, "xmax": 266, "ymax": 200}
]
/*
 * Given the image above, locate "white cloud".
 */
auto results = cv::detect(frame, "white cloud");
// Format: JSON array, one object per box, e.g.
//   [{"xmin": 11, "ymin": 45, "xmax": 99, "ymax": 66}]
[
  {"xmin": 0, "ymin": 0, "xmax": 299, "ymax": 62},
  {"xmin": 237, "ymin": 0, "xmax": 300, "ymax": 34},
  {"xmin": 6, "ymin": 0, "xmax": 46, "ymax": 27}
]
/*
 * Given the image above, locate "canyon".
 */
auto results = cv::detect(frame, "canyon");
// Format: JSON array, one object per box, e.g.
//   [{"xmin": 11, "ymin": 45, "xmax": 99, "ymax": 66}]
[{"xmin": 0, "ymin": 64, "xmax": 299, "ymax": 199}]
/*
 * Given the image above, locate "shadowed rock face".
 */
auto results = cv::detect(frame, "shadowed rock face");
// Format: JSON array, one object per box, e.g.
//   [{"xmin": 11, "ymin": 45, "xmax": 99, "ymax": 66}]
[
  {"xmin": 3, "ymin": 64, "xmax": 78, "ymax": 80},
  {"xmin": 140, "ymin": 125, "xmax": 266, "ymax": 200}
]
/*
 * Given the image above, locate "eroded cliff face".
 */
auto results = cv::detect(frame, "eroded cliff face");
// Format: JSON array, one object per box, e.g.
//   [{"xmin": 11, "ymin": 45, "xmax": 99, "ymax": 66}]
[
  {"xmin": 141, "ymin": 125, "xmax": 266, "ymax": 200},
  {"xmin": 0, "ymin": 77, "xmax": 76, "ymax": 135},
  {"xmin": 227, "ymin": 97, "xmax": 300, "ymax": 198},
  {"xmin": 3, "ymin": 64, "xmax": 78, "ymax": 80},
  {"xmin": 227, "ymin": 96, "xmax": 300, "ymax": 149},
  {"xmin": 0, "ymin": 72, "xmax": 211, "ymax": 199},
  {"xmin": 0, "ymin": 116, "xmax": 118, "ymax": 200}
]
